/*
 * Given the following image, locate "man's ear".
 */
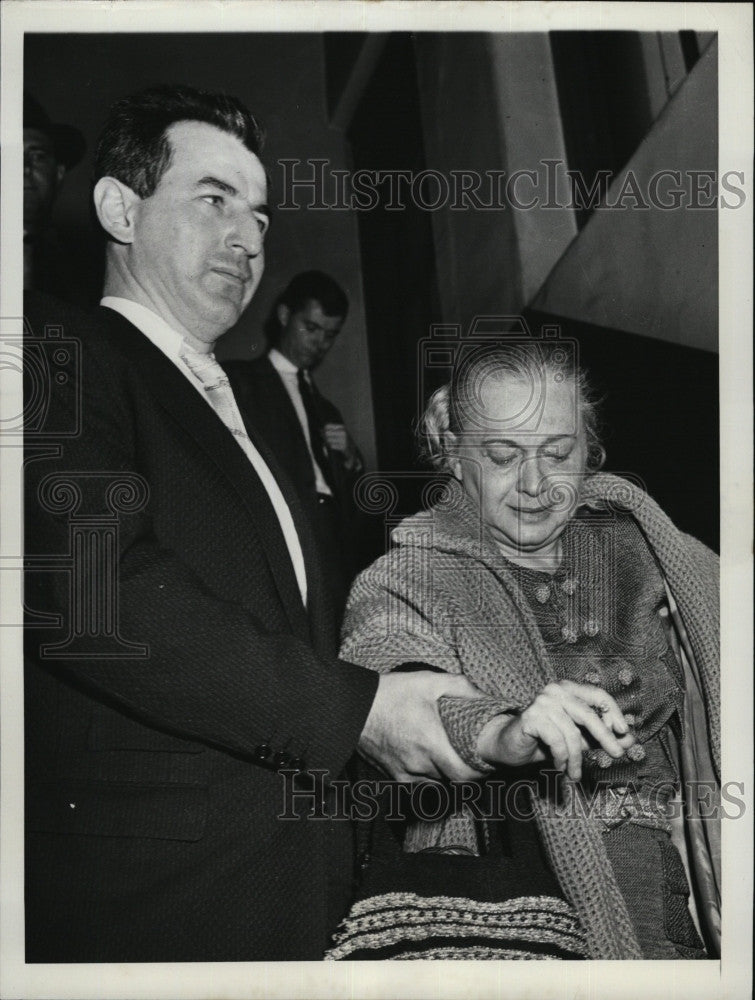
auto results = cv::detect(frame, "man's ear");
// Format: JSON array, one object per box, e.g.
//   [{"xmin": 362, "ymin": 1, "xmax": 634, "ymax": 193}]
[
  {"xmin": 276, "ymin": 303, "xmax": 291, "ymax": 329},
  {"xmin": 55, "ymin": 163, "xmax": 66, "ymax": 186},
  {"xmin": 92, "ymin": 176, "xmax": 141, "ymax": 244}
]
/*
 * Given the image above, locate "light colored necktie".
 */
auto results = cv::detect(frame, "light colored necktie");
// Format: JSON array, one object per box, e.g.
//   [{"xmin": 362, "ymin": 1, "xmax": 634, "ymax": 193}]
[
  {"xmin": 179, "ymin": 346, "xmax": 249, "ymax": 446},
  {"xmin": 179, "ymin": 342, "xmax": 308, "ymax": 604}
]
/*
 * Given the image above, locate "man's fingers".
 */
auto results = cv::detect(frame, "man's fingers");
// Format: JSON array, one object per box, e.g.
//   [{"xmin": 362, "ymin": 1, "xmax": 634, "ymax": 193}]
[
  {"xmin": 426, "ymin": 742, "xmax": 480, "ymax": 782},
  {"xmin": 397, "ymin": 755, "xmax": 445, "ymax": 783},
  {"xmin": 389, "ymin": 769, "xmax": 438, "ymax": 785},
  {"xmin": 323, "ymin": 423, "xmax": 347, "ymax": 448},
  {"xmin": 359, "ymin": 671, "xmax": 486, "ymax": 784},
  {"xmin": 359, "ymin": 750, "xmax": 467, "ymax": 785}
]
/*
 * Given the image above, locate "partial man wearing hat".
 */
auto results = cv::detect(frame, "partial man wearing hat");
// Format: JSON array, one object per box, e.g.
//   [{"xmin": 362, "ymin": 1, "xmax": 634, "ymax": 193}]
[{"xmin": 24, "ymin": 92, "xmax": 90, "ymax": 301}]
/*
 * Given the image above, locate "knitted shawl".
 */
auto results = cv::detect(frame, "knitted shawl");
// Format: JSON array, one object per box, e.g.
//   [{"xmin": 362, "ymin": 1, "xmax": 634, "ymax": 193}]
[{"xmin": 341, "ymin": 473, "xmax": 720, "ymax": 960}]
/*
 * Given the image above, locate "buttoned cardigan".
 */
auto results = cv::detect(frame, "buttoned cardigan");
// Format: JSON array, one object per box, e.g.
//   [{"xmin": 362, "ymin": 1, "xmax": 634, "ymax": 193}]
[{"xmin": 341, "ymin": 473, "xmax": 720, "ymax": 960}]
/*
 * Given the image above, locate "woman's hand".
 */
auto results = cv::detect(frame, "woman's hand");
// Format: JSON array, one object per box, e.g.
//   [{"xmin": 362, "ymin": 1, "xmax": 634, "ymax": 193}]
[{"xmin": 476, "ymin": 679, "xmax": 636, "ymax": 782}]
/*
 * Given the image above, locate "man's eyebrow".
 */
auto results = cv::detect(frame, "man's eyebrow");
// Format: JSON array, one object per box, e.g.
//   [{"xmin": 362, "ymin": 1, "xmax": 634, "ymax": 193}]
[
  {"xmin": 195, "ymin": 175, "xmax": 239, "ymax": 196},
  {"xmin": 195, "ymin": 175, "xmax": 271, "ymax": 217}
]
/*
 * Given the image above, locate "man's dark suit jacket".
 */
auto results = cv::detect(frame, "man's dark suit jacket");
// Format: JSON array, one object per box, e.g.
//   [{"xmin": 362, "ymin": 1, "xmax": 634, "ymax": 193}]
[{"xmin": 23, "ymin": 296, "xmax": 378, "ymax": 962}]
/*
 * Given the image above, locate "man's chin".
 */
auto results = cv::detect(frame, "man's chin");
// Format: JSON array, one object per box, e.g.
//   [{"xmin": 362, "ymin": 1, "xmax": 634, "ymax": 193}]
[{"xmin": 192, "ymin": 301, "xmax": 245, "ymax": 342}]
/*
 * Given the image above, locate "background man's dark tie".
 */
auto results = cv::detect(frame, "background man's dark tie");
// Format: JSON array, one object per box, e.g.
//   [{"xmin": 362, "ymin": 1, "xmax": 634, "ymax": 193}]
[{"xmin": 297, "ymin": 368, "xmax": 335, "ymax": 492}]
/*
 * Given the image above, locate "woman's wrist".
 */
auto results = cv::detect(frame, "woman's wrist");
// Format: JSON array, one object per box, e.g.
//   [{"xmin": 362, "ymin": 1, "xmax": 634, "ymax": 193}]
[
  {"xmin": 437, "ymin": 694, "xmax": 510, "ymax": 773},
  {"xmin": 476, "ymin": 712, "xmax": 521, "ymax": 766}
]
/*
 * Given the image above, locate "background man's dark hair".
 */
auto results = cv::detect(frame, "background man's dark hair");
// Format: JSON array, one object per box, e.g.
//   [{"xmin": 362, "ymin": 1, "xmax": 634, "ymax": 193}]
[
  {"xmin": 93, "ymin": 83, "xmax": 265, "ymax": 198},
  {"xmin": 265, "ymin": 270, "xmax": 349, "ymax": 346}
]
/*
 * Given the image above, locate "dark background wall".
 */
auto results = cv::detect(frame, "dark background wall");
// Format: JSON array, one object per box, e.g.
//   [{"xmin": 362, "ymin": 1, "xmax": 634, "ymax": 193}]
[
  {"xmin": 524, "ymin": 311, "xmax": 718, "ymax": 550},
  {"xmin": 25, "ymin": 30, "xmax": 718, "ymax": 550},
  {"xmin": 533, "ymin": 37, "xmax": 718, "ymax": 354}
]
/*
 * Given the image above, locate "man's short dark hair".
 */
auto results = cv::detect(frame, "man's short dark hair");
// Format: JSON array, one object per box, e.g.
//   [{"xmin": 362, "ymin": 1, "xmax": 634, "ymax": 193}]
[
  {"xmin": 94, "ymin": 84, "xmax": 265, "ymax": 198},
  {"xmin": 265, "ymin": 270, "xmax": 349, "ymax": 345}
]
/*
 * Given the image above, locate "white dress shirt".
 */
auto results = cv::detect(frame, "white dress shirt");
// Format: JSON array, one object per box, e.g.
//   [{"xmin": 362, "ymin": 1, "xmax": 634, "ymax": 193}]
[
  {"xmin": 101, "ymin": 297, "xmax": 308, "ymax": 605},
  {"xmin": 268, "ymin": 348, "xmax": 333, "ymax": 497}
]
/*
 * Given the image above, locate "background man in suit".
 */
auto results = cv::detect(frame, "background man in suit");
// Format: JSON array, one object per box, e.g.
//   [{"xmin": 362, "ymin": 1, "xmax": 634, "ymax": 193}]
[
  {"xmin": 24, "ymin": 84, "xmax": 482, "ymax": 963},
  {"xmin": 225, "ymin": 271, "xmax": 374, "ymax": 608}
]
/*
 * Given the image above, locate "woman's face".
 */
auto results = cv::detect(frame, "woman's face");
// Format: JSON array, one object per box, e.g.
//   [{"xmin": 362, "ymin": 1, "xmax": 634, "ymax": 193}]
[{"xmin": 450, "ymin": 372, "xmax": 587, "ymax": 560}]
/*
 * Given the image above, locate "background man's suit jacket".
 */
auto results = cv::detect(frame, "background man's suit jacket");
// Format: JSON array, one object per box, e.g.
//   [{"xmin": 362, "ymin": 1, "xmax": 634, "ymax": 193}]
[
  {"xmin": 23, "ymin": 297, "xmax": 378, "ymax": 962},
  {"xmin": 223, "ymin": 357, "xmax": 380, "ymax": 595},
  {"xmin": 223, "ymin": 356, "xmax": 360, "ymax": 516}
]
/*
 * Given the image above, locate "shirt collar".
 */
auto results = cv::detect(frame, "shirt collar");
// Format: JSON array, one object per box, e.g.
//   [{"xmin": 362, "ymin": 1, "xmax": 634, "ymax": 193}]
[
  {"xmin": 268, "ymin": 347, "xmax": 300, "ymax": 376},
  {"xmin": 100, "ymin": 297, "xmax": 208, "ymax": 363}
]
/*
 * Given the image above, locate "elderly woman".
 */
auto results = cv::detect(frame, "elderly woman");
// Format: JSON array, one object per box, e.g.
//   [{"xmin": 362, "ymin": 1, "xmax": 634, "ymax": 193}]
[{"xmin": 327, "ymin": 341, "xmax": 719, "ymax": 961}]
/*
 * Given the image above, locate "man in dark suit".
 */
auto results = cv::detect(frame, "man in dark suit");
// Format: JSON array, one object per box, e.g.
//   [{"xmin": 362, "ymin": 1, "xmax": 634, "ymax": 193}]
[
  {"xmin": 23, "ymin": 92, "xmax": 96, "ymax": 304},
  {"xmin": 224, "ymin": 271, "xmax": 371, "ymax": 606},
  {"xmin": 23, "ymin": 84, "xmax": 481, "ymax": 963}
]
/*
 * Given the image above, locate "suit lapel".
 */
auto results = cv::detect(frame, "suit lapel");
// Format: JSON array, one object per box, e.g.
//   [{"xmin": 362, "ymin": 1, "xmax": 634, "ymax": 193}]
[
  {"xmin": 245, "ymin": 361, "xmax": 337, "ymax": 655},
  {"xmin": 241, "ymin": 358, "xmax": 339, "ymax": 654},
  {"xmin": 98, "ymin": 308, "xmax": 311, "ymax": 640},
  {"xmin": 256, "ymin": 439, "xmax": 338, "ymax": 657}
]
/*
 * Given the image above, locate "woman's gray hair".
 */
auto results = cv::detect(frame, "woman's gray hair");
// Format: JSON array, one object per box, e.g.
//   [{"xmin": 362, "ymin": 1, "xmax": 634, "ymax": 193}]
[{"xmin": 417, "ymin": 340, "xmax": 606, "ymax": 472}]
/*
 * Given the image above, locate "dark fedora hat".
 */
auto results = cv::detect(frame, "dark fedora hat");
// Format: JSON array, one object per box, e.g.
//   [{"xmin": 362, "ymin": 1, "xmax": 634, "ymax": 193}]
[{"xmin": 24, "ymin": 91, "xmax": 86, "ymax": 169}]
